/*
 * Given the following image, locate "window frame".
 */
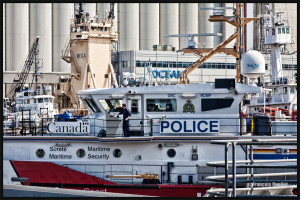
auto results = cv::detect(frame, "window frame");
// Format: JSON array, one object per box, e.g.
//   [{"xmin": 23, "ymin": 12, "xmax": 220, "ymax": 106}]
[
  {"xmin": 84, "ymin": 98, "xmax": 101, "ymax": 113},
  {"xmin": 201, "ymin": 98, "xmax": 234, "ymax": 112},
  {"xmin": 146, "ymin": 98, "xmax": 177, "ymax": 112}
]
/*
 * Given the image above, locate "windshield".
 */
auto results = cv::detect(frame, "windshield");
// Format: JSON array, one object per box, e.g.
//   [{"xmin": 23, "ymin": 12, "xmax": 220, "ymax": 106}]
[
  {"xmin": 84, "ymin": 99, "xmax": 101, "ymax": 113},
  {"xmin": 99, "ymin": 99, "xmax": 123, "ymax": 112}
]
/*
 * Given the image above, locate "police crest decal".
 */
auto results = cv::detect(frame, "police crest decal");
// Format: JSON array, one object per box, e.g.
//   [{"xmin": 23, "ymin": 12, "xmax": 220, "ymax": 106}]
[{"xmin": 183, "ymin": 99, "xmax": 195, "ymax": 113}]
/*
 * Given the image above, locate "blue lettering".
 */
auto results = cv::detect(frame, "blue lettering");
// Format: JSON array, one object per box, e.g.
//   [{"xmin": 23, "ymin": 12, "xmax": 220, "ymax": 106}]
[
  {"xmin": 193, "ymin": 121, "xmax": 196, "ymax": 132},
  {"xmin": 210, "ymin": 121, "xmax": 219, "ymax": 132},
  {"xmin": 159, "ymin": 70, "xmax": 167, "ymax": 78},
  {"xmin": 184, "ymin": 121, "xmax": 192, "ymax": 132},
  {"xmin": 175, "ymin": 71, "xmax": 181, "ymax": 78},
  {"xmin": 247, "ymin": 64, "xmax": 259, "ymax": 69},
  {"xmin": 161, "ymin": 121, "xmax": 169, "ymax": 133},
  {"xmin": 197, "ymin": 121, "xmax": 208, "ymax": 132},
  {"xmin": 152, "ymin": 70, "xmax": 159, "ymax": 78},
  {"xmin": 165, "ymin": 70, "xmax": 169, "ymax": 78},
  {"xmin": 169, "ymin": 71, "xmax": 175, "ymax": 78},
  {"xmin": 152, "ymin": 70, "xmax": 181, "ymax": 79},
  {"xmin": 171, "ymin": 121, "xmax": 182, "ymax": 132}
]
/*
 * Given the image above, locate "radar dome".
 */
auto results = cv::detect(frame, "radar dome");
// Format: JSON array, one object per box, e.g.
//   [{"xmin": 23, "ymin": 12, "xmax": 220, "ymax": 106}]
[{"xmin": 241, "ymin": 50, "xmax": 265, "ymax": 79}]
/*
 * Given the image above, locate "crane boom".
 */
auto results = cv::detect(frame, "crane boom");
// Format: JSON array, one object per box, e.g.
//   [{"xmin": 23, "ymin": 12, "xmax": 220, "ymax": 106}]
[
  {"xmin": 6, "ymin": 37, "xmax": 39, "ymax": 102},
  {"xmin": 180, "ymin": 32, "xmax": 238, "ymax": 84}
]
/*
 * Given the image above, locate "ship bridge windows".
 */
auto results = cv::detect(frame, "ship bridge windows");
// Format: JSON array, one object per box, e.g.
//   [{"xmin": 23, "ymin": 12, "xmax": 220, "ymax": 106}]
[
  {"xmin": 146, "ymin": 99, "xmax": 177, "ymax": 112},
  {"xmin": 201, "ymin": 98, "xmax": 234, "ymax": 112},
  {"xmin": 282, "ymin": 28, "xmax": 285, "ymax": 34},
  {"xmin": 272, "ymin": 28, "xmax": 275, "ymax": 35},
  {"xmin": 98, "ymin": 27, "xmax": 103, "ymax": 31},
  {"xmin": 105, "ymin": 27, "xmax": 110, "ymax": 32},
  {"xmin": 98, "ymin": 99, "xmax": 123, "ymax": 112},
  {"xmin": 38, "ymin": 98, "xmax": 43, "ymax": 103},
  {"xmin": 286, "ymin": 28, "xmax": 290, "ymax": 34},
  {"xmin": 278, "ymin": 28, "xmax": 281, "ymax": 34},
  {"xmin": 84, "ymin": 99, "xmax": 101, "ymax": 113}
]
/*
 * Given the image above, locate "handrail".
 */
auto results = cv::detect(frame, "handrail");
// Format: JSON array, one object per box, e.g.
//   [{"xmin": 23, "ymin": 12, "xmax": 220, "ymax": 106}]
[
  {"xmin": 3, "ymin": 115, "xmax": 297, "ymax": 137},
  {"xmin": 204, "ymin": 139, "xmax": 297, "ymax": 197}
]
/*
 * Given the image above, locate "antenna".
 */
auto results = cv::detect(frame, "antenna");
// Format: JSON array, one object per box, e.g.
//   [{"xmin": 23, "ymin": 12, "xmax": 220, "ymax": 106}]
[
  {"xmin": 200, "ymin": 6, "xmax": 235, "ymax": 16},
  {"xmin": 163, "ymin": 33, "xmax": 222, "ymax": 49}
]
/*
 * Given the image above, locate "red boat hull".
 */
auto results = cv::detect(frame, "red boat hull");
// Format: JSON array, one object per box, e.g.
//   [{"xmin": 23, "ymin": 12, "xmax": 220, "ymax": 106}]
[{"xmin": 10, "ymin": 160, "xmax": 219, "ymax": 197}]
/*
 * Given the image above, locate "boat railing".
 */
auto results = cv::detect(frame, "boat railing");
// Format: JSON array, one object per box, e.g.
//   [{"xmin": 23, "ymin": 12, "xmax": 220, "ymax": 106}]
[
  {"xmin": 204, "ymin": 139, "xmax": 297, "ymax": 197},
  {"xmin": 62, "ymin": 163, "xmax": 197, "ymax": 185},
  {"xmin": 3, "ymin": 115, "xmax": 297, "ymax": 137}
]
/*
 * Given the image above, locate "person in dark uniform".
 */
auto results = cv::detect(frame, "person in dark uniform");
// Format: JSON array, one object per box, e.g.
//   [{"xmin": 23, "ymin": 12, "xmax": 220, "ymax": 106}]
[{"xmin": 119, "ymin": 103, "xmax": 131, "ymax": 137}]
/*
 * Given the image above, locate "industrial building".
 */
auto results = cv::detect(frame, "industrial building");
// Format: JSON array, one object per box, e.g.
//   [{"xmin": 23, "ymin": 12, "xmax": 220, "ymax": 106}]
[{"xmin": 3, "ymin": 3, "xmax": 297, "ymax": 96}]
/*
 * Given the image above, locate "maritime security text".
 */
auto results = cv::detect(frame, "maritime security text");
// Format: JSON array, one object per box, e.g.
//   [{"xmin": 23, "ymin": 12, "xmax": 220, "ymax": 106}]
[
  {"xmin": 45, "ymin": 145, "xmax": 110, "ymax": 160},
  {"xmin": 161, "ymin": 120, "xmax": 219, "ymax": 134}
]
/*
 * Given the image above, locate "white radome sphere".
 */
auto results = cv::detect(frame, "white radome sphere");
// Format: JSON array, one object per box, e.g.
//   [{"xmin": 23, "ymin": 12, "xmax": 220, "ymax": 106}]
[{"xmin": 241, "ymin": 50, "xmax": 265, "ymax": 79}]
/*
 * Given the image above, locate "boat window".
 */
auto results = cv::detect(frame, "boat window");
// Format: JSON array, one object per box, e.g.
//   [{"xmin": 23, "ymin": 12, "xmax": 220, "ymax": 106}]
[
  {"xmin": 131, "ymin": 99, "xmax": 139, "ymax": 114},
  {"xmin": 44, "ymin": 98, "xmax": 49, "ymax": 103},
  {"xmin": 34, "ymin": 99, "xmax": 36, "ymax": 103},
  {"xmin": 272, "ymin": 28, "xmax": 275, "ymax": 35},
  {"xmin": 85, "ymin": 99, "xmax": 101, "ymax": 113},
  {"xmin": 201, "ymin": 98, "xmax": 234, "ymax": 111},
  {"xmin": 17, "ymin": 99, "xmax": 23, "ymax": 104},
  {"xmin": 283, "ymin": 87, "xmax": 288, "ymax": 94},
  {"xmin": 105, "ymin": 27, "xmax": 110, "ymax": 32},
  {"xmin": 91, "ymin": 26, "xmax": 97, "ymax": 30},
  {"xmin": 38, "ymin": 98, "xmax": 43, "ymax": 103},
  {"xmin": 98, "ymin": 27, "xmax": 103, "ymax": 31},
  {"xmin": 278, "ymin": 28, "xmax": 281, "ymax": 34},
  {"xmin": 146, "ymin": 99, "xmax": 177, "ymax": 112},
  {"xmin": 290, "ymin": 86, "xmax": 295, "ymax": 94},
  {"xmin": 282, "ymin": 28, "xmax": 285, "ymax": 34},
  {"xmin": 286, "ymin": 28, "xmax": 290, "ymax": 34},
  {"xmin": 266, "ymin": 29, "xmax": 269, "ymax": 35},
  {"xmin": 98, "ymin": 99, "xmax": 123, "ymax": 112},
  {"xmin": 24, "ymin": 99, "xmax": 30, "ymax": 104}
]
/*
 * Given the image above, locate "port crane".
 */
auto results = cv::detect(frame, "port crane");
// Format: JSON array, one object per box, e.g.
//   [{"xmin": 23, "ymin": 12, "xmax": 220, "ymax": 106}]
[
  {"xmin": 6, "ymin": 36, "xmax": 40, "ymax": 105},
  {"xmin": 167, "ymin": 3, "xmax": 259, "ymax": 84}
]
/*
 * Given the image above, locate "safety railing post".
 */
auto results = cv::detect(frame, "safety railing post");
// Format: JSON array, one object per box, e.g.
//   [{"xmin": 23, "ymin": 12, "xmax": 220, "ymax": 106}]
[
  {"xmin": 224, "ymin": 142, "xmax": 229, "ymax": 197},
  {"xmin": 232, "ymin": 142, "xmax": 236, "ymax": 197},
  {"xmin": 250, "ymin": 144, "xmax": 254, "ymax": 195}
]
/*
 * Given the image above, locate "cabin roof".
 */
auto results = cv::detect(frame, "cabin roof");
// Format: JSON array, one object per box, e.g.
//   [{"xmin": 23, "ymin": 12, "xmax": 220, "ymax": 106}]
[{"xmin": 78, "ymin": 83, "xmax": 261, "ymax": 96}]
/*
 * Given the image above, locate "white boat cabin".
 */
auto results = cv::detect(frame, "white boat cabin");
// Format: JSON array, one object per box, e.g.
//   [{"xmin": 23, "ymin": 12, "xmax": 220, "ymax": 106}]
[{"xmin": 78, "ymin": 79, "xmax": 261, "ymax": 137}]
